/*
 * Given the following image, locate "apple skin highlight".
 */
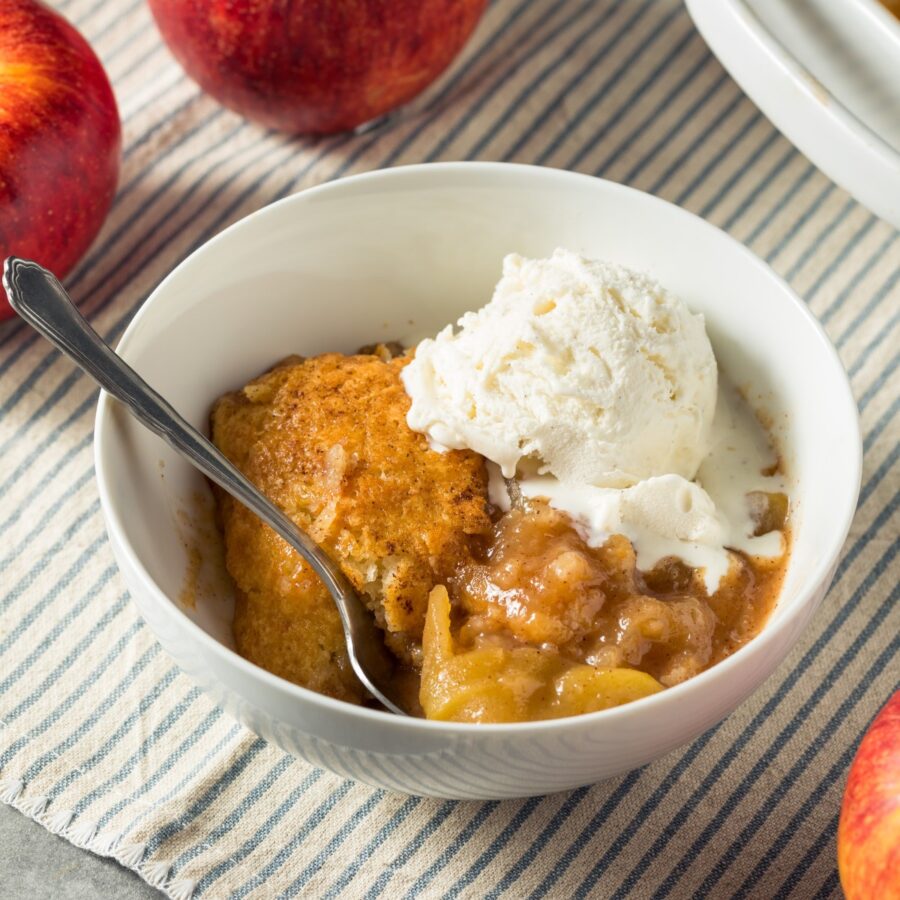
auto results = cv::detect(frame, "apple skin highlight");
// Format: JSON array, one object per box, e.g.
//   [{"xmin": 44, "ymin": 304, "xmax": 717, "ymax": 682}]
[
  {"xmin": 147, "ymin": 0, "xmax": 488, "ymax": 134},
  {"xmin": 0, "ymin": 0, "xmax": 121, "ymax": 320},
  {"xmin": 838, "ymin": 690, "xmax": 900, "ymax": 900}
]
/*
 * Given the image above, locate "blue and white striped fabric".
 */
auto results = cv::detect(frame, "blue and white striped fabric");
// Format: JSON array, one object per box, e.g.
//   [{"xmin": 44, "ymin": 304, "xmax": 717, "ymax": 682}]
[{"xmin": 1, "ymin": 1, "xmax": 897, "ymax": 897}]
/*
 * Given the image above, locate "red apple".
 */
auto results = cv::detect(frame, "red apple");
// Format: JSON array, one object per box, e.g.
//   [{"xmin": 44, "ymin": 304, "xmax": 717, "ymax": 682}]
[
  {"xmin": 146, "ymin": 0, "xmax": 488, "ymax": 134},
  {"xmin": 0, "ymin": 0, "xmax": 121, "ymax": 321},
  {"xmin": 838, "ymin": 690, "xmax": 900, "ymax": 900}
]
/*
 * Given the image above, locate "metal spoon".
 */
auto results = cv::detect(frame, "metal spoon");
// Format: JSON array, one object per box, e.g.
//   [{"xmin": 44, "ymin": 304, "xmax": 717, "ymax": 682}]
[{"xmin": 3, "ymin": 257, "xmax": 407, "ymax": 716}]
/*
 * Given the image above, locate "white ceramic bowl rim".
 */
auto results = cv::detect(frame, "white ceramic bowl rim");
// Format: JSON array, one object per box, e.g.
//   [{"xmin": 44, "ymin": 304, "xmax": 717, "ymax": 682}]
[{"xmin": 95, "ymin": 162, "xmax": 862, "ymax": 735}]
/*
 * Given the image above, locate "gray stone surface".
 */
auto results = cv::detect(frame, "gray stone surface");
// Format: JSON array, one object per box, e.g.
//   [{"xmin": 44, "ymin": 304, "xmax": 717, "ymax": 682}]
[{"xmin": 0, "ymin": 801, "xmax": 159, "ymax": 899}]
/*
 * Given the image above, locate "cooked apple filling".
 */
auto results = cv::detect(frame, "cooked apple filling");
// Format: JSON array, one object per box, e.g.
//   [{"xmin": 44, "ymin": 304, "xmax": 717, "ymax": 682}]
[{"xmin": 422, "ymin": 501, "xmax": 786, "ymax": 722}]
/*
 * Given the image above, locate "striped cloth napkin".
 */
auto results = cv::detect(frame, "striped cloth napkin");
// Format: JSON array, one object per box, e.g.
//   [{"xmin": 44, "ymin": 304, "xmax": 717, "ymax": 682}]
[{"xmin": 1, "ymin": 0, "xmax": 897, "ymax": 897}]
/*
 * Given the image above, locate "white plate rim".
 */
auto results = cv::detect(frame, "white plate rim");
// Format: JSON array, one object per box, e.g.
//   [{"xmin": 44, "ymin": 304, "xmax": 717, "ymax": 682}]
[
  {"xmin": 685, "ymin": 0, "xmax": 900, "ymax": 229},
  {"xmin": 849, "ymin": 0, "xmax": 900, "ymax": 44}
]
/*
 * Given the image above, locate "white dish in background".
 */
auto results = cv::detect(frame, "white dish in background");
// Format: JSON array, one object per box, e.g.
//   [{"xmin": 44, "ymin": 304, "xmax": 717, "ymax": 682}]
[
  {"xmin": 94, "ymin": 163, "xmax": 861, "ymax": 799},
  {"xmin": 686, "ymin": 0, "xmax": 900, "ymax": 229},
  {"xmin": 853, "ymin": 0, "xmax": 900, "ymax": 45}
]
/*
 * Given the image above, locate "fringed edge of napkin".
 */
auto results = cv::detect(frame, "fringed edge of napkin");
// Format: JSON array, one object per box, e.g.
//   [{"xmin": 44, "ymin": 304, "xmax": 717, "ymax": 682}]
[{"xmin": 0, "ymin": 772, "xmax": 196, "ymax": 900}]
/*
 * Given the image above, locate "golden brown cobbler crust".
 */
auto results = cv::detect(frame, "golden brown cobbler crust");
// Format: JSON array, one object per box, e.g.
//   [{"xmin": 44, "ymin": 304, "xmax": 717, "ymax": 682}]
[{"xmin": 210, "ymin": 352, "xmax": 492, "ymax": 703}]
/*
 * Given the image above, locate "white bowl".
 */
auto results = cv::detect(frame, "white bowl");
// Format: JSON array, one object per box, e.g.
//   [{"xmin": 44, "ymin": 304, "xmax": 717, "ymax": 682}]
[{"xmin": 94, "ymin": 163, "xmax": 860, "ymax": 800}]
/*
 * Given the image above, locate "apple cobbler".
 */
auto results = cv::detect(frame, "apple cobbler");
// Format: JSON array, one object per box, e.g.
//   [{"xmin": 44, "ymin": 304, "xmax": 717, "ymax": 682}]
[
  {"xmin": 210, "ymin": 347, "xmax": 789, "ymax": 723},
  {"xmin": 210, "ymin": 351, "xmax": 491, "ymax": 706}
]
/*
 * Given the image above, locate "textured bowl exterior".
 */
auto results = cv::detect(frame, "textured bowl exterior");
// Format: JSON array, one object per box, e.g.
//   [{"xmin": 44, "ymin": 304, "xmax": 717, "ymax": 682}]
[{"xmin": 95, "ymin": 163, "xmax": 860, "ymax": 799}]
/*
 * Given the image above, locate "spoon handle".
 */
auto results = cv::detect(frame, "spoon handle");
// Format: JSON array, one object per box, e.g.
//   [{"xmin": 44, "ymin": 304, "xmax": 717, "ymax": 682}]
[
  {"xmin": 2, "ymin": 258, "xmax": 405, "ymax": 713},
  {"xmin": 3, "ymin": 256, "xmax": 343, "ymax": 590}
]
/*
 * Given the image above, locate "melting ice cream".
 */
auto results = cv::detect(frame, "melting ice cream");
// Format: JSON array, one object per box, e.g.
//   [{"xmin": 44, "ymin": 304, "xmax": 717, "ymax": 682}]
[{"xmin": 402, "ymin": 249, "xmax": 786, "ymax": 592}]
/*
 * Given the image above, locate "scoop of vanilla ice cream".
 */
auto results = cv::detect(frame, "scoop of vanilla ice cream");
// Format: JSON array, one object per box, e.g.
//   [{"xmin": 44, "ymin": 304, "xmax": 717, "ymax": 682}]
[{"xmin": 402, "ymin": 249, "xmax": 717, "ymax": 487}]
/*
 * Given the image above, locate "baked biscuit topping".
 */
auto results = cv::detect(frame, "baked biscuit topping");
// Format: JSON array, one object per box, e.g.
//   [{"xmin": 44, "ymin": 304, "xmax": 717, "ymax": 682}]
[{"xmin": 211, "ymin": 352, "xmax": 492, "ymax": 704}]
